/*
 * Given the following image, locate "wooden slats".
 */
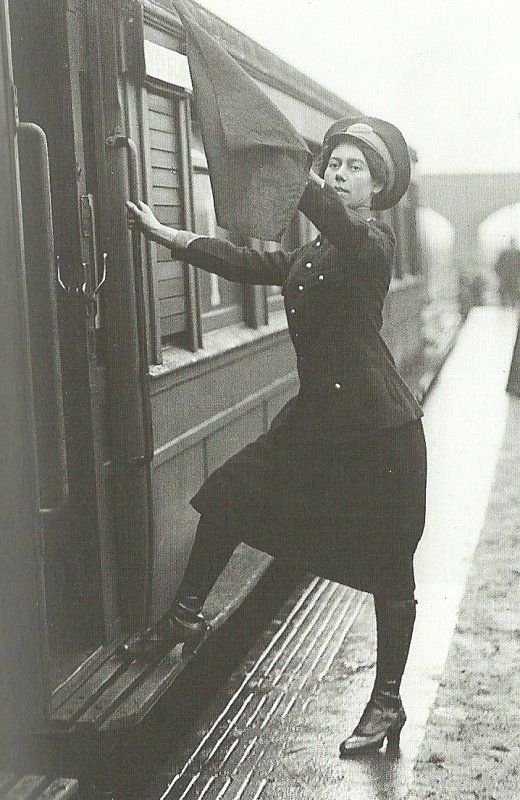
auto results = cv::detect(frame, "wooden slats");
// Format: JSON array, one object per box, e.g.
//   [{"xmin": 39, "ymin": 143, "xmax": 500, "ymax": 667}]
[
  {"xmin": 0, "ymin": 776, "xmax": 78, "ymax": 800},
  {"xmin": 148, "ymin": 148, "xmax": 177, "ymax": 169},
  {"xmin": 153, "ymin": 205, "xmax": 183, "ymax": 227},
  {"xmin": 159, "ymin": 296, "xmax": 186, "ymax": 318},
  {"xmin": 100, "ymin": 648, "xmax": 188, "ymax": 730},
  {"xmin": 148, "ymin": 92, "xmax": 173, "ymax": 114},
  {"xmin": 52, "ymin": 655, "xmax": 125, "ymax": 727},
  {"xmin": 38, "ymin": 781, "xmax": 78, "ymax": 799},
  {"xmin": 152, "ymin": 166, "xmax": 181, "ymax": 189},
  {"xmin": 75, "ymin": 661, "xmax": 154, "ymax": 728},
  {"xmin": 148, "ymin": 108, "xmax": 175, "ymax": 133},
  {"xmin": 52, "ymin": 636, "xmax": 127, "ymax": 711},
  {"xmin": 155, "ymin": 260, "xmax": 183, "ymax": 281},
  {"xmin": 151, "ymin": 185, "xmax": 182, "ymax": 207},
  {"xmin": 4, "ymin": 775, "xmax": 47, "ymax": 800},
  {"xmin": 158, "ymin": 276, "xmax": 184, "ymax": 298},
  {"xmin": 150, "ymin": 129, "xmax": 177, "ymax": 153},
  {"xmin": 160, "ymin": 313, "xmax": 186, "ymax": 338},
  {"xmin": 157, "ymin": 243, "xmax": 175, "ymax": 263}
]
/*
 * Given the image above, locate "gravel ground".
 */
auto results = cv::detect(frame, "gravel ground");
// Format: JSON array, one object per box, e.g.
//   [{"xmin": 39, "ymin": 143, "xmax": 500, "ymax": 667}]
[{"xmin": 406, "ymin": 394, "xmax": 520, "ymax": 800}]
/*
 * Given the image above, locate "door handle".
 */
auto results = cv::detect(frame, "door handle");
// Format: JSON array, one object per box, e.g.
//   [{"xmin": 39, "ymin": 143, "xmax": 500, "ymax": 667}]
[{"xmin": 17, "ymin": 122, "xmax": 69, "ymax": 512}]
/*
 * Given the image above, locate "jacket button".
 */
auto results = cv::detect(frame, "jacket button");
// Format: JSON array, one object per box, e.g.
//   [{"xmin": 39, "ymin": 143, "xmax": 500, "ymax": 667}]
[
  {"xmin": 316, "ymin": 240, "xmax": 321, "ymax": 247},
  {"xmin": 318, "ymin": 274, "xmax": 324, "ymax": 281},
  {"xmin": 290, "ymin": 308, "xmax": 296, "ymax": 314},
  {"xmin": 305, "ymin": 262, "xmax": 312, "ymax": 268},
  {"xmin": 334, "ymin": 382, "xmax": 342, "ymax": 390},
  {"xmin": 298, "ymin": 285, "xmax": 304, "ymax": 291}
]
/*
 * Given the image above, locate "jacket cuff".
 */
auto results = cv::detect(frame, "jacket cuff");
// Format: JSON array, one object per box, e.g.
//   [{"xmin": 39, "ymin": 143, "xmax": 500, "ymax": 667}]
[{"xmin": 171, "ymin": 230, "xmax": 205, "ymax": 257}]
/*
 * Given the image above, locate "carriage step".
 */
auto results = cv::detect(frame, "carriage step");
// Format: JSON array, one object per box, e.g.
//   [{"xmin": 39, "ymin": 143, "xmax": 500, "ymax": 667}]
[
  {"xmin": 50, "ymin": 547, "xmax": 273, "ymax": 732},
  {"xmin": 0, "ymin": 773, "xmax": 78, "ymax": 799}
]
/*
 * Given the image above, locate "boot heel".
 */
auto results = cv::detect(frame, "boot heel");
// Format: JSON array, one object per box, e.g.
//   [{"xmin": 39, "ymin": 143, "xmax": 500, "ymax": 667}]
[{"xmin": 386, "ymin": 723, "xmax": 404, "ymax": 751}]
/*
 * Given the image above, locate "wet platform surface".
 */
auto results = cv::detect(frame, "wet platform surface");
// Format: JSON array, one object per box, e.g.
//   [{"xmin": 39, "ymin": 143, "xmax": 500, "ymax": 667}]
[{"xmin": 138, "ymin": 308, "xmax": 519, "ymax": 800}]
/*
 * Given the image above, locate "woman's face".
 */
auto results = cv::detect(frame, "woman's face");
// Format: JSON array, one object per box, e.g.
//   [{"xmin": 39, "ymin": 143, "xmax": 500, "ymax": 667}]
[{"xmin": 324, "ymin": 141, "xmax": 382, "ymax": 209}]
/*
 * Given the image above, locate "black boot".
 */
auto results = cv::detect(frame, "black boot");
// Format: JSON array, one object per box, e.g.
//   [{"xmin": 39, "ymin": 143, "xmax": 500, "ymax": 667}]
[
  {"xmin": 116, "ymin": 594, "xmax": 210, "ymax": 663},
  {"xmin": 339, "ymin": 686, "xmax": 406, "ymax": 755},
  {"xmin": 117, "ymin": 514, "xmax": 238, "ymax": 664},
  {"xmin": 339, "ymin": 595, "xmax": 416, "ymax": 756}
]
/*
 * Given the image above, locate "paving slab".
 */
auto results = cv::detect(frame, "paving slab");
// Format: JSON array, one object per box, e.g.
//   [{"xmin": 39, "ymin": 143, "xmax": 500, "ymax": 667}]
[{"xmin": 406, "ymin": 391, "xmax": 520, "ymax": 800}]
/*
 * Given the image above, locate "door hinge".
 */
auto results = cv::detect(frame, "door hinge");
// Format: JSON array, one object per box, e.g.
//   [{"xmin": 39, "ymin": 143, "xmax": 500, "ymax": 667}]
[{"xmin": 80, "ymin": 193, "xmax": 95, "ymax": 240}]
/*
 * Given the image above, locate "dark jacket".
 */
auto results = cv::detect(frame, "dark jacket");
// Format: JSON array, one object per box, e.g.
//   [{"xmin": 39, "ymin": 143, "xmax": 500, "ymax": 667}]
[{"xmin": 184, "ymin": 180, "xmax": 423, "ymax": 433}]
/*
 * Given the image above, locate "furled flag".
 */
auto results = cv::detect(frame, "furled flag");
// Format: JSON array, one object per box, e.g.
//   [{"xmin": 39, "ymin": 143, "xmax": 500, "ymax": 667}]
[{"xmin": 169, "ymin": 0, "xmax": 312, "ymax": 242}]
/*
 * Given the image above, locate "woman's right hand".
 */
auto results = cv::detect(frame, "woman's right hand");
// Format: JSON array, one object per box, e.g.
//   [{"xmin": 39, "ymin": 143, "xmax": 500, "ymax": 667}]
[{"xmin": 127, "ymin": 200, "xmax": 161, "ymax": 237}]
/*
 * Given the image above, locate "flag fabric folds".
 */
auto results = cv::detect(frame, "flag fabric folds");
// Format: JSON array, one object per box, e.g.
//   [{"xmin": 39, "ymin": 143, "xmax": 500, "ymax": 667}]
[{"xmin": 170, "ymin": 0, "xmax": 312, "ymax": 242}]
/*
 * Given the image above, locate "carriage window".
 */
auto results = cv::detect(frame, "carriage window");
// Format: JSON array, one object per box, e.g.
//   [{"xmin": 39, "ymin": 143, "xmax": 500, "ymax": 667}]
[
  {"xmin": 191, "ymin": 125, "xmax": 243, "ymax": 333},
  {"xmin": 145, "ymin": 89, "xmax": 189, "ymax": 344}
]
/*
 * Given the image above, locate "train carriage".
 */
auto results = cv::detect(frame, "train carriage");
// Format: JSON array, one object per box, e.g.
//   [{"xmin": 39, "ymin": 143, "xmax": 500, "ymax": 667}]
[{"xmin": 0, "ymin": 0, "xmax": 426, "ymax": 775}]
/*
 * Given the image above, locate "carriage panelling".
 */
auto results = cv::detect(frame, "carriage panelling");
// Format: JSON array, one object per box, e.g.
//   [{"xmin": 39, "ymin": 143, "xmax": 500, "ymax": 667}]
[
  {"xmin": 205, "ymin": 406, "xmax": 264, "ymax": 476},
  {"xmin": 151, "ymin": 336, "xmax": 296, "ymax": 450},
  {"xmin": 151, "ymin": 444, "xmax": 205, "ymax": 615},
  {"xmin": 149, "ymin": 334, "xmax": 298, "ymax": 612}
]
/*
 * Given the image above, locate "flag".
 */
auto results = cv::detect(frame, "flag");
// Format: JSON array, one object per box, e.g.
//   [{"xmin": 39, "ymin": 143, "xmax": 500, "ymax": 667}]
[{"xmin": 170, "ymin": 0, "xmax": 312, "ymax": 242}]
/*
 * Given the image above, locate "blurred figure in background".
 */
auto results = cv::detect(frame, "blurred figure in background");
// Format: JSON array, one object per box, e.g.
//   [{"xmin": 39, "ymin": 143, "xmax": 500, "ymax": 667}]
[
  {"xmin": 494, "ymin": 237, "xmax": 520, "ymax": 307},
  {"xmin": 506, "ymin": 322, "xmax": 520, "ymax": 396}
]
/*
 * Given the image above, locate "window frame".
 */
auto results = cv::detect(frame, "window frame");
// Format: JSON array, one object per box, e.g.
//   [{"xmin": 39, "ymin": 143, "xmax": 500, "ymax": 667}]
[
  {"xmin": 139, "ymin": 78, "xmax": 201, "ymax": 360},
  {"xmin": 140, "ymin": 74, "xmax": 272, "ymax": 361},
  {"xmin": 137, "ymin": 48, "xmax": 327, "ymax": 362}
]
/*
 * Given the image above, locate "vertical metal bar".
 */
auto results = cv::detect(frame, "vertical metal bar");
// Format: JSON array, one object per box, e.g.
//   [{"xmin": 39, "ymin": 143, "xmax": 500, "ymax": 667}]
[
  {"xmin": 124, "ymin": 135, "xmax": 154, "ymax": 464},
  {"xmin": 178, "ymin": 95, "xmax": 202, "ymax": 351},
  {"xmin": 17, "ymin": 122, "xmax": 68, "ymax": 512}
]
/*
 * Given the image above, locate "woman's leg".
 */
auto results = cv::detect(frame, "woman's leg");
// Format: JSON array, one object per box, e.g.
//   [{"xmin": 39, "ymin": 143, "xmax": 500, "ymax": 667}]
[
  {"xmin": 373, "ymin": 593, "xmax": 417, "ymax": 702},
  {"xmin": 339, "ymin": 592, "xmax": 417, "ymax": 755},
  {"xmin": 172, "ymin": 512, "xmax": 242, "ymax": 621},
  {"xmin": 118, "ymin": 514, "xmax": 241, "ymax": 660}
]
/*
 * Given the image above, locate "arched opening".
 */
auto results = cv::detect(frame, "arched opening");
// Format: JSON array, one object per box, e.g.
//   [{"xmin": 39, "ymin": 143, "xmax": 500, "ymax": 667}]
[
  {"xmin": 478, "ymin": 203, "xmax": 520, "ymax": 305},
  {"xmin": 478, "ymin": 203, "xmax": 520, "ymax": 268},
  {"xmin": 417, "ymin": 207, "xmax": 461, "ymax": 357},
  {"xmin": 418, "ymin": 207, "xmax": 456, "ymax": 301}
]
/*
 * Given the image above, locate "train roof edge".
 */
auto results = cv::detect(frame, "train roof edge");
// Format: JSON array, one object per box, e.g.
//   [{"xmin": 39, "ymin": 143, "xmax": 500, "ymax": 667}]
[{"xmin": 143, "ymin": 0, "xmax": 361, "ymax": 125}]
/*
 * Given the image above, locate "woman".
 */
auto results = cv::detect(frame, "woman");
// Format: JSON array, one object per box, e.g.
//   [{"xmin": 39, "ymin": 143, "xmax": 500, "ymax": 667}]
[{"xmin": 123, "ymin": 116, "xmax": 427, "ymax": 756}]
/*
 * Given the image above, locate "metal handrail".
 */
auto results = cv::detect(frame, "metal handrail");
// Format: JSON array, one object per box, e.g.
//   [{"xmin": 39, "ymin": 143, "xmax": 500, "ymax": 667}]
[
  {"xmin": 106, "ymin": 134, "xmax": 154, "ymax": 464},
  {"xmin": 17, "ymin": 121, "xmax": 69, "ymax": 512}
]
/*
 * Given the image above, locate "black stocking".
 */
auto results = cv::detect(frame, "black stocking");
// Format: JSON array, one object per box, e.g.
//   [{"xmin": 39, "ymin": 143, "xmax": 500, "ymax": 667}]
[
  {"xmin": 373, "ymin": 594, "xmax": 417, "ymax": 701},
  {"xmin": 173, "ymin": 513, "xmax": 241, "ymax": 615}
]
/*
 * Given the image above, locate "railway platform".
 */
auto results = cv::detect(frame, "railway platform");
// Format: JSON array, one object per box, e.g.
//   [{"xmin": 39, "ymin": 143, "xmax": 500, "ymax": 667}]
[{"xmin": 123, "ymin": 307, "xmax": 519, "ymax": 800}]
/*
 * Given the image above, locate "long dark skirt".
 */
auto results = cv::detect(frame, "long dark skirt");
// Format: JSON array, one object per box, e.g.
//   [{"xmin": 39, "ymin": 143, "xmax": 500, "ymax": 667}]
[{"xmin": 191, "ymin": 411, "xmax": 427, "ymax": 596}]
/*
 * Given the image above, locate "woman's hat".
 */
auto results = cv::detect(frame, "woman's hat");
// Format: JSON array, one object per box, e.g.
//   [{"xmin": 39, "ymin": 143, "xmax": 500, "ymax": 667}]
[{"xmin": 319, "ymin": 116, "xmax": 411, "ymax": 210}]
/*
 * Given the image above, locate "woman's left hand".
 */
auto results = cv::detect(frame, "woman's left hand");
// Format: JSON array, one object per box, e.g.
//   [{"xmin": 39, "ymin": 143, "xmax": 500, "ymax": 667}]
[
  {"xmin": 127, "ymin": 200, "xmax": 162, "ymax": 237},
  {"xmin": 309, "ymin": 168, "xmax": 325, "ymax": 188}
]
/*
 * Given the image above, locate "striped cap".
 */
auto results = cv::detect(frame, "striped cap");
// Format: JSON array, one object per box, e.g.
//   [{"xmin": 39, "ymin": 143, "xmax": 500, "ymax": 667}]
[{"xmin": 320, "ymin": 116, "xmax": 411, "ymax": 209}]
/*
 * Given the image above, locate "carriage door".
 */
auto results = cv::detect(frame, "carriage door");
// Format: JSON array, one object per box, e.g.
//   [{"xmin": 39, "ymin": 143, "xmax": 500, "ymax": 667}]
[
  {"xmin": 8, "ymin": 0, "xmax": 122, "ymax": 688},
  {"xmin": 0, "ymin": 0, "xmax": 50, "ymax": 737}
]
